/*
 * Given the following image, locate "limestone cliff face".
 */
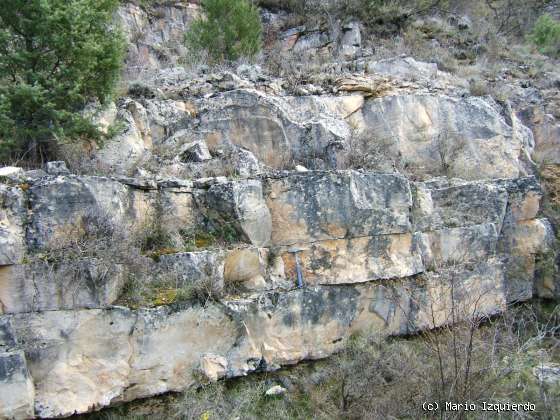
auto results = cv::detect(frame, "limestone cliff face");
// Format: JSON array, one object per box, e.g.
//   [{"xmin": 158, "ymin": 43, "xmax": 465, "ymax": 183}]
[
  {"xmin": 0, "ymin": 3, "xmax": 558, "ymax": 419},
  {"xmin": 0, "ymin": 169, "xmax": 553, "ymax": 418}
]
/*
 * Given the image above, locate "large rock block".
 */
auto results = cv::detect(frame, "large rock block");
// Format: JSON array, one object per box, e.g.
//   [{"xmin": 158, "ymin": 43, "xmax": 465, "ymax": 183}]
[
  {"xmin": 498, "ymin": 218, "xmax": 554, "ymax": 303},
  {"xmin": 117, "ymin": 2, "xmax": 194, "ymax": 79},
  {"xmin": 122, "ymin": 304, "xmax": 237, "ymax": 402},
  {"xmin": 367, "ymin": 56, "xmax": 439, "ymax": 82},
  {"xmin": 410, "ymin": 260, "xmax": 507, "ymax": 331},
  {"xmin": 223, "ymin": 248, "xmax": 268, "ymax": 290},
  {"xmin": 492, "ymin": 177, "xmax": 548, "ymax": 298},
  {"xmin": 0, "ymin": 350, "xmax": 35, "ymax": 419},
  {"xmin": 501, "ymin": 254, "xmax": 537, "ymax": 303},
  {"xmin": 499, "ymin": 218, "xmax": 554, "ymax": 256},
  {"xmin": 95, "ymin": 99, "xmax": 153, "ymax": 174},
  {"xmin": 225, "ymin": 286, "xmax": 362, "ymax": 373},
  {"xmin": 26, "ymin": 175, "xmax": 201, "ymax": 250},
  {"xmin": 0, "ymin": 259, "xmax": 127, "ymax": 314},
  {"xmin": 27, "ymin": 176, "xmax": 136, "ymax": 250},
  {"xmin": 194, "ymin": 89, "xmax": 351, "ymax": 170},
  {"xmin": 515, "ymin": 100, "xmax": 560, "ymax": 165},
  {"xmin": 495, "ymin": 176, "xmax": 543, "ymax": 223},
  {"xmin": 349, "ymin": 280, "xmax": 413, "ymax": 337},
  {"xmin": 224, "ymin": 281, "xmax": 419, "ymax": 377},
  {"xmin": 206, "ymin": 179, "xmax": 272, "ymax": 247},
  {"xmin": 417, "ymin": 223, "xmax": 499, "ymax": 270},
  {"xmin": 361, "ymin": 94, "xmax": 529, "ymax": 180},
  {"xmin": 412, "ymin": 180, "xmax": 508, "ymax": 231},
  {"xmin": 128, "ymin": 187, "xmax": 201, "ymax": 247},
  {"xmin": 10, "ymin": 308, "xmax": 136, "ymax": 418},
  {"xmin": 4, "ymin": 267, "xmax": 512, "ymax": 418},
  {"xmin": 0, "ymin": 185, "xmax": 26, "ymax": 266},
  {"xmin": 7, "ymin": 304, "xmax": 236, "ymax": 417},
  {"xmin": 278, "ymin": 234, "xmax": 424, "ymax": 285},
  {"xmin": 154, "ymin": 250, "xmax": 225, "ymax": 290},
  {"xmin": 266, "ymin": 171, "xmax": 412, "ymax": 246},
  {"xmin": 490, "ymin": 177, "xmax": 549, "ymax": 302}
]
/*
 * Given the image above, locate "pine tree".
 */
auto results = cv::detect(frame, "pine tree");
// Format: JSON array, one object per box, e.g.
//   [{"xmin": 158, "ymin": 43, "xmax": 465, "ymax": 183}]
[
  {"xmin": 186, "ymin": 0, "xmax": 262, "ymax": 63},
  {"xmin": 0, "ymin": 0, "xmax": 125, "ymax": 164}
]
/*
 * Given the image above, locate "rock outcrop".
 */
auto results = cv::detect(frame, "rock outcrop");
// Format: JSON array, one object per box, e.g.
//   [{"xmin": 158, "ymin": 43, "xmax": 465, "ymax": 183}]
[
  {"xmin": 92, "ymin": 62, "xmax": 535, "ymax": 181},
  {"xmin": 0, "ymin": 167, "xmax": 552, "ymax": 417},
  {"xmin": 0, "ymin": 3, "xmax": 558, "ymax": 418}
]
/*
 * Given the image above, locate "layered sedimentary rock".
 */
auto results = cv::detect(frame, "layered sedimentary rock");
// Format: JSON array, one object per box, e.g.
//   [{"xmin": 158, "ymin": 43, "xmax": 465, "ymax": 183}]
[
  {"xmin": 0, "ymin": 260, "xmax": 127, "ymax": 314},
  {"xmin": 360, "ymin": 94, "xmax": 533, "ymax": 180},
  {"xmin": 2, "ymin": 268, "xmax": 507, "ymax": 418},
  {"xmin": 265, "ymin": 171, "xmax": 412, "ymax": 245},
  {"xmin": 0, "ymin": 167, "xmax": 553, "ymax": 418},
  {"xmin": 94, "ymin": 61, "xmax": 534, "ymax": 179},
  {"xmin": 0, "ymin": 24, "xmax": 556, "ymax": 414},
  {"xmin": 0, "ymin": 0, "xmax": 557, "ymax": 415}
]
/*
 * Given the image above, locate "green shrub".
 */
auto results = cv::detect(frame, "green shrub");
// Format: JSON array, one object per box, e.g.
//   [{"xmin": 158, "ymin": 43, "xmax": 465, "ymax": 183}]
[
  {"xmin": 0, "ymin": 0, "xmax": 125, "ymax": 164},
  {"xmin": 185, "ymin": 0, "xmax": 262, "ymax": 63},
  {"xmin": 469, "ymin": 78, "xmax": 489, "ymax": 97},
  {"xmin": 528, "ymin": 14, "xmax": 560, "ymax": 57}
]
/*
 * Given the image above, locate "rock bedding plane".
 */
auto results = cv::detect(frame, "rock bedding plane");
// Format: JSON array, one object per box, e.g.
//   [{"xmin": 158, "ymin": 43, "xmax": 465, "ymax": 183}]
[{"xmin": 0, "ymin": 169, "xmax": 553, "ymax": 418}]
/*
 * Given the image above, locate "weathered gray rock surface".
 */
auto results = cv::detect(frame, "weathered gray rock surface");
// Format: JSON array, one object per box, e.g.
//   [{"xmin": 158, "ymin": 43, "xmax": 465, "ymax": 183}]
[
  {"xmin": 265, "ymin": 171, "xmax": 412, "ymax": 246},
  {"xmin": 0, "ymin": 186, "xmax": 26, "ymax": 266},
  {"xmin": 0, "ymin": 318, "xmax": 34, "ymax": 419},
  {"xmin": 0, "ymin": 260, "xmax": 127, "ymax": 314}
]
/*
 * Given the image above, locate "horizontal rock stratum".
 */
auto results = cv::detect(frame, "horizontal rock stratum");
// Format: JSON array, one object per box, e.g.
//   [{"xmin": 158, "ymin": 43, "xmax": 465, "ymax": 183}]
[
  {"xmin": 0, "ymin": 169, "xmax": 554, "ymax": 418},
  {"xmin": 2, "ymin": 1, "xmax": 560, "ymax": 417}
]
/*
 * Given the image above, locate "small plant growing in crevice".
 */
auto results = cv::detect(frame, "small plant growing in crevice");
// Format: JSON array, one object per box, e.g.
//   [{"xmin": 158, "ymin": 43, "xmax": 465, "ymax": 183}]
[
  {"xmin": 138, "ymin": 218, "xmax": 177, "ymax": 260},
  {"xmin": 179, "ymin": 221, "xmax": 242, "ymax": 251},
  {"xmin": 117, "ymin": 274, "xmax": 223, "ymax": 309}
]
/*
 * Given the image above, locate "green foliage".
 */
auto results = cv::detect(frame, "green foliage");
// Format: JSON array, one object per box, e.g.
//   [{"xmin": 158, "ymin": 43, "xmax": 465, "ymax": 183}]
[
  {"xmin": 185, "ymin": 0, "xmax": 262, "ymax": 63},
  {"xmin": 528, "ymin": 14, "xmax": 560, "ymax": 57},
  {"xmin": 180, "ymin": 222, "xmax": 241, "ymax": 251},
  {"xmin": 0, "ymin": 0, "xmax": 125, "ymax": 164}
]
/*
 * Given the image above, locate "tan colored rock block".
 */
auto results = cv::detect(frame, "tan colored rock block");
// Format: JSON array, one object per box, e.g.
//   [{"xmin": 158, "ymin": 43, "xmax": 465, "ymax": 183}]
[
  {"xmin": 280, "ymin": 234, "xmax": 424, "ymax": 286},
  {"xmin": 0, "ymin": 260, "xmax": 126, "ymax": 314},
  {"xmin": 28, "ymin": 176, "xmax": 134, "ymax": 250},
  {"xmin": 10, "ymin": 308, "xmax": 136, "ymax": 418},
  {"xmin": 412, "ymin": 181, "xmax": 508, "ymax": 231},
  {"xmin": 223, "ymin": 248, "xmax": 268, "ymax": 290},
  {"xmin": 124, "ymin": 304, "xmax": 237, "ymax": 401},
  {"xmin": 266, "ymin": 171, "xmax": 412, "ymax": 246},
  {"xmin": 199, "ymin": 354, "xmax": 228, "ymax": 382},
  {"xmin": 361, "ymin": 93, "xmax": 526, "ymax": 180},
  {"xmin": 495, "ymin": 176, "xmax": 543, "ymax": 222},
  {"xmin": 499, "ymin": 218, "xmax": 554, "ymax": 257},
  {"xmin": 417, "ymin": 223, "xmax": 499, "ymax": 270},
  {"xmin": 411, "ymin": 261, "xmax": 506, "ymax": 331},
  {"xmin": 206, "ymin": 180, "xmax": 272, "ymax": 247},
  {"xmin": 225, "ymin": 287, "xmax": 361, "ymax": 373},
  {"xmin": 350, "ymin": 281, "xmax": 412, "ymax": 336}
]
